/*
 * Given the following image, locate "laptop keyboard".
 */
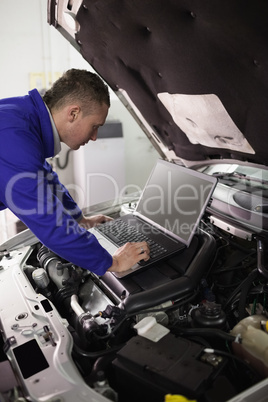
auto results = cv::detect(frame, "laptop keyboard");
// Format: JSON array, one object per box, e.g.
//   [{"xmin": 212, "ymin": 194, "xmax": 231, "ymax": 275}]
[{"xmin": 97, "ymin": 219, "xmax": 167, "ymax": 260}]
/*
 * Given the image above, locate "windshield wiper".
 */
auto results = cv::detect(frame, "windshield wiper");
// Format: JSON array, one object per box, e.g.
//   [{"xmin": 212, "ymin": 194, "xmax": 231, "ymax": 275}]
[{"xmin": 212, "ymin": 171, "xmax": 268, "ymax": 186}]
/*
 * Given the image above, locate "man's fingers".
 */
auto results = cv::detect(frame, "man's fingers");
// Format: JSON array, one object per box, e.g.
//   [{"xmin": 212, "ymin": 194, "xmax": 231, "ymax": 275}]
[
  {"xmin": 110, "ymin": 241, "xmax": 151, "ymax": 272},
  {"xmin": 135, "ymin": 242, "xmax": 150, "ymax": 260}
]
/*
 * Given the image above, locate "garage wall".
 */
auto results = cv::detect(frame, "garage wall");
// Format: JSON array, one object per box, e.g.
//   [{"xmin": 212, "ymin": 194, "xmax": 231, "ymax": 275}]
[{"xmin": 0, "ymin": 0, "xmax": 159, "ymax": 243}]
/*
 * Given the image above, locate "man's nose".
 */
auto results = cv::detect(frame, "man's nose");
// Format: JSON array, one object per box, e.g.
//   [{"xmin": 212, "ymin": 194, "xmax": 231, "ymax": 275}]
[{"xmin": 91, "ymin": 131, "xmax": 98, "ymax": 141}]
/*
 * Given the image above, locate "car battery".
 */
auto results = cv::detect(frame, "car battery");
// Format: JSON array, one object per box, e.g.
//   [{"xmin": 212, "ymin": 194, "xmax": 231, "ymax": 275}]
[{"xmin": 112, "ymin": 333, "xmax": 225, "ymax": 402}]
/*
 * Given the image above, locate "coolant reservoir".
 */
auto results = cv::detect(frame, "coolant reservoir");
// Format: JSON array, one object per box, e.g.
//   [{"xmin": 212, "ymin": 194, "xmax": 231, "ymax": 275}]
[{"xmin": 231, "ymin": 315, "xmax": 268, "ymax": 377}]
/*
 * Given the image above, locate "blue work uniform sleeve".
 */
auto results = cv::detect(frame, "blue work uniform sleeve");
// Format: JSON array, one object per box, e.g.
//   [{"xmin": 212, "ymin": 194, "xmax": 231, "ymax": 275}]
[
  {"xmin": 43, "ymin": 160, "xmax": 83, "ymax": 221},
  {"xmin": 0, "ymin": 124, "xmax": 113, "ymax": 276}
]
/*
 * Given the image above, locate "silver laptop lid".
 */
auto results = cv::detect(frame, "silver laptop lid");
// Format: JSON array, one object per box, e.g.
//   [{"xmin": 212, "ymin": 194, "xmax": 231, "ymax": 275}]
[{"xmin": 134, "ymin": 159, "xmax": 217, "ymax": 246}]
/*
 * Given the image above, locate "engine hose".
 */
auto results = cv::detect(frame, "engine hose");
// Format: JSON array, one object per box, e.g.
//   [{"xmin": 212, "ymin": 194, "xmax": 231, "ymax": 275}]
[
  {"xmin": 73, "ymin": 342, "xmax": 124, "ymax": 359},
  {"xmin": 71, "ymin": 294, "xmax": 85, "ymax": 318},
  {"xmin": 173, "ymin": 326, "xmax": 236, "ymax": 343},
  {"xmin": 238, "ymin": 268, "xmax": 259, "ymax": 321},
  {"xmin": 257, "ymin": 239, "xmax": 268, "ymax": 279},
  {"xmin": 37, "ymin": 245, "xmax": 77, "ymax": 290},
  {"xmin": 55, "ymin": 286, "xmax": 76, "ymax": 304},
  {"xmin": 88, "ymin": 355, "xmax": 119, "ymax": 384},
  {"xmin": 235, "ymin": 239, "xmax": 268, "ymax": 319},
  {"xmin": 37, "ymin": 245, "xmax": 59, "ymax": 269},
  {"xmin": 222, "ymin": 268, "xmax": 258, "ymax": 311}
]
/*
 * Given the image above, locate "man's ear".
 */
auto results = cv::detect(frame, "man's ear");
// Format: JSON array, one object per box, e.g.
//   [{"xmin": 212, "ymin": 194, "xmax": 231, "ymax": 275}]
[{"xmin": 68, "ymin": 105, "xmax": 81, "ymax": 122}]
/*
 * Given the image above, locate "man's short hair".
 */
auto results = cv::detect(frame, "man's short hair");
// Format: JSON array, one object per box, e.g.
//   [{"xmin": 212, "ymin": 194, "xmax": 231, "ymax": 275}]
[{"xmin": 43, "ymin": 69, "xmax": 110, "ymax": 113}]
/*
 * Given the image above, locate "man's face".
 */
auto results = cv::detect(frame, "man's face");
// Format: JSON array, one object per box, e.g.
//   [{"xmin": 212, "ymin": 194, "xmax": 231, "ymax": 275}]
[{"xmin": 60, "ymin": 103, "xmax": 109, "ymax": 150}]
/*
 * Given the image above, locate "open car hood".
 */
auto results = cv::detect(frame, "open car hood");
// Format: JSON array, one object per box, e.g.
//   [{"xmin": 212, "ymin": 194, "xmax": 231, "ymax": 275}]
[
  {"xmin": 2, "ymin": 3, "xmax": 268, "ymax": 401},
  {"xmin": 48, "ymin": 0, "xmax": 268, "ymax": 166}
]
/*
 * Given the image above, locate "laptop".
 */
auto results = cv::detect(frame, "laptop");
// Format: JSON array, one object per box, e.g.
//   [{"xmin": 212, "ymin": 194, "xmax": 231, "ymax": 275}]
[{"xmin": 90, "ymin": 159, "xmax": 217, "ymax": 278}]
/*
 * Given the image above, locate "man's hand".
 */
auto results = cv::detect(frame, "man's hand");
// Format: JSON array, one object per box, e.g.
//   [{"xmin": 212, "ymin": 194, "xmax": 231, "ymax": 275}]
[
  {"xmin": 79, "ymin": 214, "xmax": 113, "ymax": 229},
  {"xmin": 108, "ymin": 241, "xmax": 150, "ymax": 273}
]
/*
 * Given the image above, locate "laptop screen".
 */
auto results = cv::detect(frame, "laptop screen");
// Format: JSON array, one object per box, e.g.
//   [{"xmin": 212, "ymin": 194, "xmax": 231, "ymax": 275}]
[{"xmin": 135, "ymin": 159, "xmax": 217, "ymax": 246}]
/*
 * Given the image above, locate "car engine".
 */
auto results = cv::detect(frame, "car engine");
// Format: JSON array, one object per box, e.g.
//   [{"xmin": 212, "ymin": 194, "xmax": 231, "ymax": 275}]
[{"xmin": 1, "ymin": 196, "xmax": 268, "ymax": 402}]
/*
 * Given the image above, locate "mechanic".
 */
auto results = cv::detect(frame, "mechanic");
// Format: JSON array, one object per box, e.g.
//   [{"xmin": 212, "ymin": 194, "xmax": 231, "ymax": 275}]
[{"xmin": 0, "ymin": 69, "xmax": 150, "ymax": 275}]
